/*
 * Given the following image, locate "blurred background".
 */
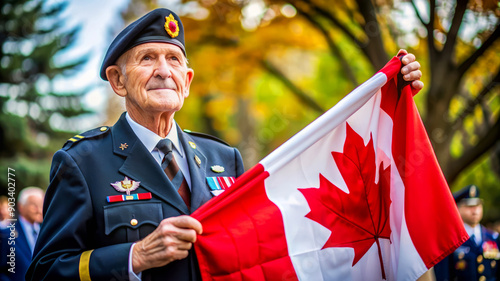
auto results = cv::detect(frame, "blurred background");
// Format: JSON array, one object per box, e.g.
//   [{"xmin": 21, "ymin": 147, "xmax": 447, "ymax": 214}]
[{"xmin": 0, "ymin": 0, "xmax": 499, "ymax": 224}]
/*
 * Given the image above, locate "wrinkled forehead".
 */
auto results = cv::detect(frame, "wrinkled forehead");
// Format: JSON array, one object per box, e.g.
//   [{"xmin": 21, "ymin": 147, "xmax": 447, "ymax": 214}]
[
  {"xmin": 117, "ymin": 42, "xmax": 187, "ymax": 68},
  {"xmin": 129, "ymin": 42, "xmax": 185, "ymax": 57}
]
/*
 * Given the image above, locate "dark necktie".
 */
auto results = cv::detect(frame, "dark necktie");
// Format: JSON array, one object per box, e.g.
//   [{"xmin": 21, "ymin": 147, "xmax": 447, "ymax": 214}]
[{"xmin": 156, "ymin": 139, "xmax": 191, "ymax": 209}]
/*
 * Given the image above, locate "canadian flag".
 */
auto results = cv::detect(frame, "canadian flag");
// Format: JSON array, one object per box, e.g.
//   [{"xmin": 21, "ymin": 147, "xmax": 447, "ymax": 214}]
[{"xmin": 192, "ymin": 56, "xmax": 468, "ymax": 281}]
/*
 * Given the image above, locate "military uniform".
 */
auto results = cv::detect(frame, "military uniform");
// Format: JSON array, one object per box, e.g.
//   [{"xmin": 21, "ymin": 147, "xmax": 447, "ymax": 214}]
[
  {"xmin": 434, "ymin": 226, "xmax": 500, "ymax": 281},
  {"xmin": 434, "ymin": 185, "xmax": 500, "ymax": 281},
  {"xmin": 26, "ymin": 113, "xmax": 244, "ymax": 280},
  {"xmin": 27, "ymin": 7, "xmax": 246, "ymax": 281}
]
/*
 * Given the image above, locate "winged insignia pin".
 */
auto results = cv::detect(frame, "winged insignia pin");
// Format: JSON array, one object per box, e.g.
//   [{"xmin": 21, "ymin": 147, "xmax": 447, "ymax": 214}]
[{"xmin": 111, "ymin": 177, "xmax": 140, "ymax": 195}]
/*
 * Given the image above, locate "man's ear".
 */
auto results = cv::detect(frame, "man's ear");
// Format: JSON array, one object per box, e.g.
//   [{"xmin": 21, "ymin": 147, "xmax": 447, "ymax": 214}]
[
  {"xmin": 106, "ymin": 65, "xmax": 127, "ymax": 97},
  {"xmin": 183, "ymin": 68, "xmax": 194, "ymax": 98}
]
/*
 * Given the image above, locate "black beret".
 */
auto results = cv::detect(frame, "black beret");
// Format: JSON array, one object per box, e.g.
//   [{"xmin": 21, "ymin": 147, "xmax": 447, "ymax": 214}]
[
  {"xmin": 100, "ymin": 8, "xmax": 185, "ymax": 81},
  {"xmin": 453, "ymin": 184, "xmax": 482, "ymax": 206}
]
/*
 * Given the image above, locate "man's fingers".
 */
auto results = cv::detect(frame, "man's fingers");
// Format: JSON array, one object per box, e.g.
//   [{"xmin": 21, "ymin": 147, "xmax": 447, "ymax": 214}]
[
  {"xmin": 401, "ymin": 61, "xmax": 421, "ymax": 75},
  {"xmin": 403, "ymin": 70, "xmax": 422, "ymax": 82},
  {"xmin": 170, "ymin": 215, "xmax": 203, "ymax": 235},
  {"xmin": 401, "ymin": 52, "xmax": 416, "ymax": 65},
  {"xmin": 162, "ymin": 225, "xmax": 198, "ymax": 243},
  {"xmin": 412, "ymin": 80, "xmax": 424, "ymax": 90},
  {"xmin": 175, "ymin": 241, "xmax": 193, "ymax": 251}
]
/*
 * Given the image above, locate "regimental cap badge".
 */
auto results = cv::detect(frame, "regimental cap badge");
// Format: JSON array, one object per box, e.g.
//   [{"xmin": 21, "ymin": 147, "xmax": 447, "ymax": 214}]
[
  {"xmin": 211, "ymin": 165, "xmax": 225, "ymax": 173},
  {"xmin": 111, "ymin": 176, "xmax": 140, "ymax": 196},
  {"xmin": 469, "ymin": 185, "xmax": 477, "ymax": 198},
  {"xmin": 165, "ymin": 14, "xmax": 179, "ymax": 38}
]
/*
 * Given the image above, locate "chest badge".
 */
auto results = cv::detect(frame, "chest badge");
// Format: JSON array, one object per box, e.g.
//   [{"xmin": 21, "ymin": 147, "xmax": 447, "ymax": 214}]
[
  {"xmin": 211, "ymin": 165, "xmax": 225, "ymax": 173},
  {"xmin": 482, "ymin": 240, "xmax": 500, "ymax": 259},
  {"xmin": 189, "ymin": 141, "xmax": 197, "ymax": 149},
  {"xmin": 195, "ymin": 155, "xmax": 202, "ymax": 167},
  {"xmin": 206, "ymin": 176, "xmax": 235, "ymax": 196},
  {"xmin": 108, "ymin": 176, "xmax": 151, "ymax": 203},
  {"xmin": 111, "ymin": 176, "xmax": 140, "ymax": 195}
]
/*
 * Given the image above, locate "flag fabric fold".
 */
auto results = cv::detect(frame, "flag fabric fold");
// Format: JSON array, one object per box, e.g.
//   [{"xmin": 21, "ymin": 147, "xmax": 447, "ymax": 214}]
[{"xmin": 192, "ymin": 56, "xmax": 468, "ymax": 281}]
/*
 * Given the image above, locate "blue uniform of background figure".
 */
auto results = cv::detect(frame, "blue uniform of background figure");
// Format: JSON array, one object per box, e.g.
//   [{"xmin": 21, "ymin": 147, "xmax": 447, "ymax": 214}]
[
  {"xmin": 25, "ymin": 113, "xmax": 245, "ymax": 280},
  {"xmin": 434, "ymin": 227, "xmax": 500, "ymax": 281}
]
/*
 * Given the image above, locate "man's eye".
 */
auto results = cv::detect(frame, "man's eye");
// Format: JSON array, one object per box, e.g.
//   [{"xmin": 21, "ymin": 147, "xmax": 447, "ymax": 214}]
[
  {"xmin": 143, "ymin": 55, "xmax": 152, "ymax": 61},
  {"xmin": 171, "ymin": 56, "xmax": 179, "ymax": 61}
]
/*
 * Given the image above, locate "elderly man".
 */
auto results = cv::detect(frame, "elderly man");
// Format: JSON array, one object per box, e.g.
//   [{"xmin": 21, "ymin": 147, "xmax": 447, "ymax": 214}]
[
  {"xmin": 27, "ymin": 8, "xmax": 423, "ymax": 281},
  {"xmin": 0, "ymin": 187, "xmax": 44, "ymax": 281}
]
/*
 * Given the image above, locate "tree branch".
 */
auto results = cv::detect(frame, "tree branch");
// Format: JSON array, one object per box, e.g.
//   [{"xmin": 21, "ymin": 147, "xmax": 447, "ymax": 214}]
[
  {"xmin": 441, "ymin": 0, "xmax": 468, "ymax": 62},
  {"xmin": 261, "ymin": 59, "xmax": 325, "ymax": 113},
  {"xmin": 447, "ymin": 116, "xmax": 500, "ymax": 183},
  {"xmin": 355, "ymin": 0, "xmax": 389, "ymax": 68},
  {"xmin": 295, "ymin": 6, "xmax": 359, "ymax": 86},
  {"xmin": 410, "ymin": 0, "xmax": 428, "ymax": 28},
  {"xmin": 293, "ymin": 0, "xmax": 364, "ymax": 48},
  {"xmin": 427, "ymin": 0, "xmax": 437, "ymax": 63},
  {"xmin": 450, "ymin": 69, "xmax": 500, "ymax": 130},
  {"xmin": 458, "ymin": 25, "xmax": 500, "ymax": 77},
  {"xmin": 355, "ymin": 0, "xmax": 380, "ymax": 32}
]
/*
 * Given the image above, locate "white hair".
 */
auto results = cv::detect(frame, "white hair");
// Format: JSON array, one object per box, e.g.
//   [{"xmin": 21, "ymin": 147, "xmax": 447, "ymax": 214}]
[{"xmin": 18, "ymin": 187, "xmax": 45, "ymax": 206}]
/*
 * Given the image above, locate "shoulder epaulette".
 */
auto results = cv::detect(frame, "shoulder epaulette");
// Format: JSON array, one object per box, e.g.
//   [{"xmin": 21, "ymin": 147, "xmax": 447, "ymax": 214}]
[
  {"xmin": 183, "ymin": 129, "xmax": 230, "ymax": 146},
  {"xmin": 62, "ymin": 126, "xmax": 110, "ymax": 150}
]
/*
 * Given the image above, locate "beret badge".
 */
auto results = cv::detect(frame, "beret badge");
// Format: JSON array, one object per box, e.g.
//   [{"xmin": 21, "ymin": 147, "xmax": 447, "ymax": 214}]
[{"xmin": 164, "ymin": 14, "xmax": 179, "ymax": 38}]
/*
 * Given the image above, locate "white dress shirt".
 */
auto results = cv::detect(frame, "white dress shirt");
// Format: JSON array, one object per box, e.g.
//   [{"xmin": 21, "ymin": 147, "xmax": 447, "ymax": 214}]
[
  {"xmin": 126, "ymin": 113, "xmax": 192, "ymax": 188},
  {"xmin": 464, "ymin": 223, "xmax": 482, "ymax": 245},
  {"xmin": 125, "ymin": 112, "xmax": 193, "ymax": 280}
]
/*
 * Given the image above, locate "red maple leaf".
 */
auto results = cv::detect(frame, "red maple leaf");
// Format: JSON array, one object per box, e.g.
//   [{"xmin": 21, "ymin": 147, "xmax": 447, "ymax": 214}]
[{"xmin": 299, "ymin": 123, "xmax": 392, "ymax": 279}]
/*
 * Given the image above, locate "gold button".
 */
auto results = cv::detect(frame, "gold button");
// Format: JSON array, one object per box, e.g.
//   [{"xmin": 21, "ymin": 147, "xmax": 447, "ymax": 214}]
[
  {"xmin": 100, "ymin": 126, "xmax": 107, "ymax": 132},
  {"xmin": 455, "ymin": 260, "xmax": 466, "ymax": 270},
  {"xmin": 130, "ymin": 219, "xmax": 138, "ymax": 226},
  {"xmin": 477, "ymin": 255, "xmax": 483, "ymax": 263},
  {"xmin": 479, "ymin": 276, "xmax": 486, "ymax": 281},
  {"xmin": 492, "ymin": 260, "xmax": 497, "ymax": 268},
  {"xmin": 478, "ymin": 264, "xmax": 485, "ymax": 273},
  {"xmin": 458, "ymin": 252, "xmax": 465, "ymax": 259}
]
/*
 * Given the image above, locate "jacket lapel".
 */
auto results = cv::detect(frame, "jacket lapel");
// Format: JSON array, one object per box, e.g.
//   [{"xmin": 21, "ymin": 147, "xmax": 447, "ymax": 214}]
[
  {"xmin": 178, "ymin": 127, "xmax": 212, "ymax": 211},
  {"xmin": 112, "ymin": 113, "xmax": 189, "ymax": 214}
]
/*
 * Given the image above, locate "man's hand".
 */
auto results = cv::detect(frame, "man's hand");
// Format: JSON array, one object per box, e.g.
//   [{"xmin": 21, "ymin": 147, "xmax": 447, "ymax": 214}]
[
  {"xmin": 132, "ymin": 215, "xmax": 203, "ymax": 273},
  {"xmin": 398, "ymin": 49, "xmax": 424, "ymax": 90}
]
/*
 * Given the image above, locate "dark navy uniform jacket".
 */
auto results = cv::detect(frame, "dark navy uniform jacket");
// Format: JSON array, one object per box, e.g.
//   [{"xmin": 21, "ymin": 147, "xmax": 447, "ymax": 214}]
[
  {"xmin": 434, "ymin": 226, "xmax": 500, "ymax": 281},
  {"xmin": 26, "ymin": 113, "xmax": 245, "ymax": 281}
]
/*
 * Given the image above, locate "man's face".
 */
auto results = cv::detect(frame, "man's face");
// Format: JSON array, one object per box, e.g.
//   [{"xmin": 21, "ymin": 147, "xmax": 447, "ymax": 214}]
[
  {"xmin": 118, "ymin": 42, "xmax": 194, "ymax": 116},
  {"xmin": 458, "ymin": 203, "xmax": 483, "ymax": 227},
  {"xmin": 19, "ymin": 195, "xmax": 43, "ymax": 224}
]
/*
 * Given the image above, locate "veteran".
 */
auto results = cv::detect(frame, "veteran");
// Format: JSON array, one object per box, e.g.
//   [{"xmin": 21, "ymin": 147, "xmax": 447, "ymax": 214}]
[
  {"xmin": 434, "ymin": 185, "xmax": 500, "ymax": 281},
  {"xmin": 26, "ymin": 8, "xmax": 423, "ymax": 281}
]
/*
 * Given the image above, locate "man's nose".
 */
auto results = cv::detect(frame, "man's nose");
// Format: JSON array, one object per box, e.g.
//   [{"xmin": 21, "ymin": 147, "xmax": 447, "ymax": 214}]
[{"xmin": 153, "ymin": 57, "xmax": 172, "ymax": 79}]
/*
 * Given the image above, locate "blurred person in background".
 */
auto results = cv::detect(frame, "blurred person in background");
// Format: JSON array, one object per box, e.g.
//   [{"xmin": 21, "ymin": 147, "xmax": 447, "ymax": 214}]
[
  {"xmin": 0, "ymin": 196, "xmax": 9, "ymax": 228},
  {"xmin": 434, "ymin": 184, "xmax": 500, "ymax": 281},
  {"xmin": 0, "ymin": 187, "xmax": 44, "ymax": 281}
]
